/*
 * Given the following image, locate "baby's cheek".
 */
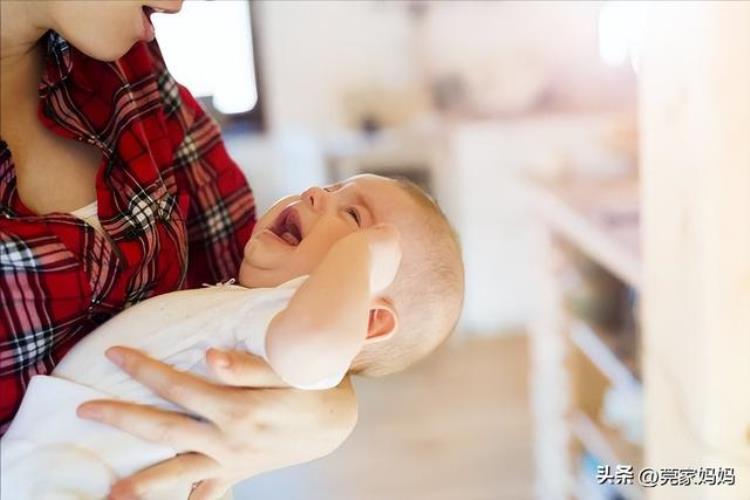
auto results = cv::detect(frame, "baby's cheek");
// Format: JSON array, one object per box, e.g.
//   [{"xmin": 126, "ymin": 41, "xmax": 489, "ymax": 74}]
[
  {"xmin": 237, "ymin": 260, "xmax": 253, "ymax": 287},
  {"xmin": 240, "ymin": 239, "xmax": 259, "ymax": 269}
]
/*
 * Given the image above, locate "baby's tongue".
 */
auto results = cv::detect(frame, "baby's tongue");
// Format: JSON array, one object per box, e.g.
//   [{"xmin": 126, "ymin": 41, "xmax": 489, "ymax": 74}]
[{"xmin": 281, "ymin": 231, "xmax": 299, "ymax": 246}]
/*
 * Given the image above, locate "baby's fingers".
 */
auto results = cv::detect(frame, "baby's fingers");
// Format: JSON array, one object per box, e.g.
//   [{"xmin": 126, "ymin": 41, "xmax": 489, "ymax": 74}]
[
  {"xmin": 365, "ymin": 224, "xmax": 402, "ymax": 294},
  {"xmin": 189, "ymin": 478, "xmax": 230, "ymax": 500},
  {"xmin": 365, "ymin": 223, "xmax": 401, "ymax": 256},
  {"xmin": 206, "ymin": 348, "xmax": 288, "ymax": 388}
]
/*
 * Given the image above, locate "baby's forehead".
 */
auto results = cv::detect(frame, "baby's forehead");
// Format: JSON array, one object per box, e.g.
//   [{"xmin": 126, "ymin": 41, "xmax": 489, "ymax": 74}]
[
  {"xmin": 350, "ymin": 177, "xmax": 439, "ymax": 259},
  {"xmin": 359, "ymin": 180, "xmax": 421, "ymax": 215},
  {"xmin": 341, "ymin": 175, "xmax": 432, "ymax": 227},
  {"xmin": 347, "ymin": 173, "xmax": 388, "ymax": 184}
]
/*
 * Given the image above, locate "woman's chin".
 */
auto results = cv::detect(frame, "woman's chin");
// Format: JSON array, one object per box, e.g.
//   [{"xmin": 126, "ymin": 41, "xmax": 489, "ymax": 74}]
[{"xmin": 76, "ymin": 40, "xmax": 138, "ymax": 62}]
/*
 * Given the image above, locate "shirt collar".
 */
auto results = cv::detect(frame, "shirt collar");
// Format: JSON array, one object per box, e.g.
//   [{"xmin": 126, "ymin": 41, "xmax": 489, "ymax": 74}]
[
  {"xmin": 39, "ymin": 31, "xmax": 95, "ymax": 96},
  {"xmin": 39, "ymin": 31, "xmax": 72, "ymax": 93}
]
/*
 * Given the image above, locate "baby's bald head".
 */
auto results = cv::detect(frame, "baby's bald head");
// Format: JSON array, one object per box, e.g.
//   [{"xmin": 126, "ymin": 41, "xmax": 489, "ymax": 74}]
[{"xmin": 352, "ymin": 179, "xmax": 464, "ymax": 377}]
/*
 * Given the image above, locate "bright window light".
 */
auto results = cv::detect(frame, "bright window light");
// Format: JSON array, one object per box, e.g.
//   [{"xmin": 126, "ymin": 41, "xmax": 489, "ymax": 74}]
[
  {"xmin": 152, "ymin": 0, "xmax": 258, "ymax": 114},
  {"xmin": 598, "ymin": 1, "xmax": 646, "ymax": 70}
]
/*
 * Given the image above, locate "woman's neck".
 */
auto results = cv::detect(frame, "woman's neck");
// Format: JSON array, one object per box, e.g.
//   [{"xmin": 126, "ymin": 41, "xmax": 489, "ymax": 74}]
[
  {"xmin": 1, "ymin": 1, "xmax": 48, "ymax": 59},
  {"xmin": 1, "ymin": 2, "xmax": 50, "ymax": 139}
]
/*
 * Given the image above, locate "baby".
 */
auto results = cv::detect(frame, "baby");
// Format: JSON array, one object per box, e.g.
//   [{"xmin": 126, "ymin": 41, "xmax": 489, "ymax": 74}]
[{"xmin": 1, "ymin": 174, "xmax": 464, "ymax": 499}]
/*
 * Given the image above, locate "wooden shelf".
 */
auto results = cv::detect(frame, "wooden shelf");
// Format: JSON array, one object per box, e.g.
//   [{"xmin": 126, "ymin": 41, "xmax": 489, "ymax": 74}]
[
  {"xmin": 527, "ymin": 173, "xmax": 644, "ymax": 500},
  {"xmin": 524, "ymin": 176, "xmax": 641, "ymax": 291},
  {"xmin": 570, "ymin": 319, "xmax": 641, "ymax": 388}
]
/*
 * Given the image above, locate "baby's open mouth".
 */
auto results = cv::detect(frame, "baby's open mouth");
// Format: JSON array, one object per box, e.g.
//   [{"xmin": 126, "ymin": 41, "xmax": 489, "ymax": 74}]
[{"xmin": 270, "ymin": 207, "xmax": 303, "ymax": 246}]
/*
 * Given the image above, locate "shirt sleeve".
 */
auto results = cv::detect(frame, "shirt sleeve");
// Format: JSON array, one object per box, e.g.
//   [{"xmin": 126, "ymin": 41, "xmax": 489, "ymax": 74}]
[{"xmin": 149, "ymin": 42, "xmax": 256, "ymax": 288}]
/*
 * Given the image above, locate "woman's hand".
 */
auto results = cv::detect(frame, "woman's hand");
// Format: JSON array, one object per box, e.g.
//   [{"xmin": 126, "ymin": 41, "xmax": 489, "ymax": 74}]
[{"xmin": 77, "ymin": 346, "xmax": 358, "ymax": 499}]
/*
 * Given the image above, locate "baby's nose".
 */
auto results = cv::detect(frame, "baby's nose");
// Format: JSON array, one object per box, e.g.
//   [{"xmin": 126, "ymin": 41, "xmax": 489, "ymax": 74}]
[{"xmin": 302, "ymin": 186, "xmax": 327, "ymax": 212}]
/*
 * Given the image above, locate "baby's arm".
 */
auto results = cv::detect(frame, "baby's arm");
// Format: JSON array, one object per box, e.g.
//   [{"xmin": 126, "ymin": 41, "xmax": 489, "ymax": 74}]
[{"xmin": 265, "ymin": 224, "xmax": 401, "ymax": 388}]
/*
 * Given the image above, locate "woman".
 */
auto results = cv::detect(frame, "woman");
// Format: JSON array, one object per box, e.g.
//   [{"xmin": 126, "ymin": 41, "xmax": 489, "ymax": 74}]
[{"xmin": 0, "ymin": 1, "xmax": 357, "ymax": 498}]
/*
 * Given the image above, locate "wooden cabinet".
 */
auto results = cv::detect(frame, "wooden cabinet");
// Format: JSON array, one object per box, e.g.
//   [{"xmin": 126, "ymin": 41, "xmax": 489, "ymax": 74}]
[
  {"xmin": 527, "ymin": 176, "xmax": 643, "ymax": 500},
  {"xmin": 529, "ymin": 4, "xmax": 750, "ymax": 499}
]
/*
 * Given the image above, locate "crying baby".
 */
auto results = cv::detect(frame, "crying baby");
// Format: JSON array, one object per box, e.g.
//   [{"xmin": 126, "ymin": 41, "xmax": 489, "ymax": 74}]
[{"xmin": 1, "ymin": 174, "xmax": 464, "ymax": 499}]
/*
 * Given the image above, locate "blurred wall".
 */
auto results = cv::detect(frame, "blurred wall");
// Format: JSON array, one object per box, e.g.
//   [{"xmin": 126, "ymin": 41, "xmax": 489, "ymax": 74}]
[
  {"xmin": 256, "ymin": 1, "xmax": 419, "ymax": 138},
  {"xmin": 254, "ymin": 0, "xmax": 632, "ymax": 136},
  {"xmin": 417, "ymin": 1, "xmax": 632, "ymax": 113}
]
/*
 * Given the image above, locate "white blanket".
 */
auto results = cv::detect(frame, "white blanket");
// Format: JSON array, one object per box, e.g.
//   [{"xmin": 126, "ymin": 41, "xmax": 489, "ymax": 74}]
[{"xmin": 1, "ymin": 276, "xmax": 342, "ymax": 499}]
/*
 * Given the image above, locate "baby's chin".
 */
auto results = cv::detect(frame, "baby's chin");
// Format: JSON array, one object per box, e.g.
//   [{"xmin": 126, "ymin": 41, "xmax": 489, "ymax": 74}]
[
  {"xmin": 237, "ymin": 259, "xmax": 257, "ymax": 288},
  {"xmin": 237, "ymin": 258, "xmax": 289, "ymax": 289}
]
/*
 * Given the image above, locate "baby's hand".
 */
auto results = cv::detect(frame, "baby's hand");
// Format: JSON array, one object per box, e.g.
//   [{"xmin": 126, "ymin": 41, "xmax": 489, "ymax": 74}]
[{"xmin": 363, "ymin": 223, "xmax": 402, "ymax": 294}]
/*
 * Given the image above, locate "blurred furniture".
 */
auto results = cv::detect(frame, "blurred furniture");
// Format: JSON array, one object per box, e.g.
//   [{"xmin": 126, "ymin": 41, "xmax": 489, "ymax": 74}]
[
  {"xmin": 526, "ymin": 175, "xmax": 643, "ymax": 500},
  {"xmin": 528, "ymin": 5, "xmax": 750, "ymax": 500},
  {"xmin": 322, "ymin": 126, "xmax": 436, "ymax": 196},
  {"xmin": 437, "ymin": 113, "xmax": 633, "ymax": 335},
  {"xmin": 638, "ymin": 4, "xmax": 750, "ymax": 500}
]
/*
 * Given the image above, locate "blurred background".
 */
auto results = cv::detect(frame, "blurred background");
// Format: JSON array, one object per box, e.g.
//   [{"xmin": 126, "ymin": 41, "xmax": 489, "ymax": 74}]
[{"xmin": 153, "ymin": 2, "xmax": 749, "ymax": 499}]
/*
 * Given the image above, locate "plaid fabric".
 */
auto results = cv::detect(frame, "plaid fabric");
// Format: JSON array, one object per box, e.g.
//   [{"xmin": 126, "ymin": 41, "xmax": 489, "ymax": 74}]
[{"xmin": 0, "ymin": 33, "xmax": 255, "ymax": 432}]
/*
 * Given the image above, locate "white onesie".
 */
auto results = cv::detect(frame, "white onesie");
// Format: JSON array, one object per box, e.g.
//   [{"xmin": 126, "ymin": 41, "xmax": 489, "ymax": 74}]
[{"xmin": 0, "ymin": 276, "xmax": 346, "ymax": 500}]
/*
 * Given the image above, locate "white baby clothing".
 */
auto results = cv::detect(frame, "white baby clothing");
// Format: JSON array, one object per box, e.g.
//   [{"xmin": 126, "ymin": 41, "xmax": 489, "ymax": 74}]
[
  {"xmin": 70, "ymin": 201, "xmax": 103, "ymax": 234},
  {"xmin": 0, "ymin": 276, "xmax": 346, "ymax": 500}
]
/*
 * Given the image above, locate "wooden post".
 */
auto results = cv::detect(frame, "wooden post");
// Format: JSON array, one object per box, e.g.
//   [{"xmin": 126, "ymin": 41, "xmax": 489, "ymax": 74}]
[{"xmin": 640, "ymin": 2, "xmax": 750, "ymax": 499}]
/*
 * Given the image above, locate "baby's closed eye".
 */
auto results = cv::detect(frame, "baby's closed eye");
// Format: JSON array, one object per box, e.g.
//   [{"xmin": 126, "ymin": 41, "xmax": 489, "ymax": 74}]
[{"xmin": 346, "ymin": 207, "xmax": 361, "ymax": 227}]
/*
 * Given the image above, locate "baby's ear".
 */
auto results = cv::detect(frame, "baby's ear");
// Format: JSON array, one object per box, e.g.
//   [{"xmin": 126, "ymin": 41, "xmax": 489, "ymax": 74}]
[{"xmin": 366, "ymin": 298, "xmax": 398, "ymax": 344}]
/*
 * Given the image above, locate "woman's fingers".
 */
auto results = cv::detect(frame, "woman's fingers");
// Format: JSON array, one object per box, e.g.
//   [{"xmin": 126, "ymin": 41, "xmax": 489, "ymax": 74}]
[
  {"xmin": 206, "ymin": 348, "xmax": 288, "ymax": 388},
  {"xmin": 109, "ymin": 453, "xmax": 219, "ymax": 499},
  {"xmin": 77, "ymin": 400, "xmax": 222, "ymax": 456},
  {"xmin": 105, "ymin": 346, "xmax": 232, "ymax": 421},
  {"xmin": 189, "ymin": 479, "xmax": 230, "ymax": 500}
]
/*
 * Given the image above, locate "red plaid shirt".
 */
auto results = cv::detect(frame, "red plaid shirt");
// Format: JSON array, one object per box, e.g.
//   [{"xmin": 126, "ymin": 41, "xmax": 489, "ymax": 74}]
[{"xmin": 0, "ymin": 33, "xmax": 255, "ymax": 432}]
